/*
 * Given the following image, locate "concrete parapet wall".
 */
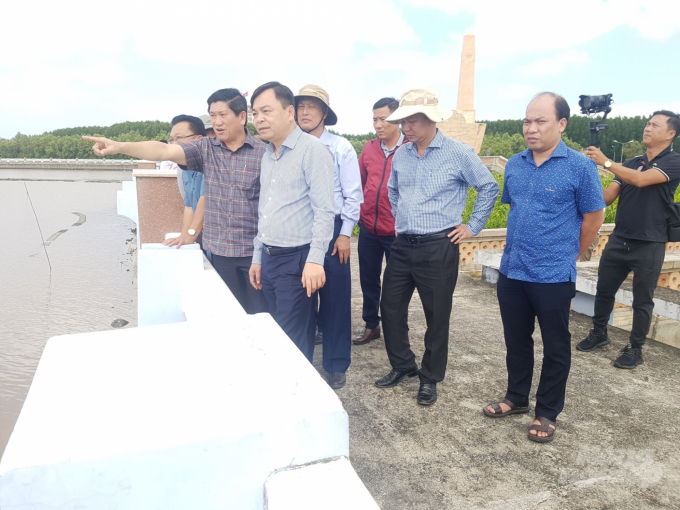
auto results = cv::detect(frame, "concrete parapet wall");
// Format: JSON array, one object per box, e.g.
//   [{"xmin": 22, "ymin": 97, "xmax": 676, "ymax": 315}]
[
  {"xmin": 480, "ymin": 155, "xmax": 507, "ymax": 173},
  {"xmin": 460, "ymin": 223, "xmax": 680, "ymax": 275},
  {"xmin": 0, "ymin": 160, "xmax": 158, "ymax": 181}
]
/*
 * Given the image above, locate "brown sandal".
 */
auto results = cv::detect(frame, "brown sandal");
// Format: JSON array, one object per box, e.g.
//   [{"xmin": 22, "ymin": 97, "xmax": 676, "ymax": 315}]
[
  {"xmin": 482, "ymin": 398, "xmax": 529, "ymax": 418},
  {"xmin": 527, "ymin": 416, "xmax": 556, "ymax": 443}
]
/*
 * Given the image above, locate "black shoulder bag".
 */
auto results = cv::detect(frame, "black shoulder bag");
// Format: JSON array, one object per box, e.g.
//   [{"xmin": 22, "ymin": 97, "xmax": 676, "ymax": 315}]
[{"xmin": 667, "ymin": 195, "xmax": 680, "ymax": 242}]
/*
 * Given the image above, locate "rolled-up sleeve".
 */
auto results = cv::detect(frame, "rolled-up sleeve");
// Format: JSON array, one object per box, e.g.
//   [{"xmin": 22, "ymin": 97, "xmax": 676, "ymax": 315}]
[
  {"xmin": 460, "ymin": 148, "xmax": 499, "ymax": 235},
  {"xmin": 304, "ymin": 144, "xmax": 335, "ymax": 265}
]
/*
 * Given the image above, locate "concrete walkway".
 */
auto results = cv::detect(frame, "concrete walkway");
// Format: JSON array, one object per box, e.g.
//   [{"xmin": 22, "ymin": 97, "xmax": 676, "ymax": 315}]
[{"xmin": 313, "ymin": 238, "xmax": 680, "ymax": 509}]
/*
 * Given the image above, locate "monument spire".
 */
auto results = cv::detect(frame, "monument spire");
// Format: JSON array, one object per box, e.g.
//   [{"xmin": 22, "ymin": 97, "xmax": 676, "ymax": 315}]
[{"xmin": 457, "ymin": 34, "xmax": 476, "ymax": 123}]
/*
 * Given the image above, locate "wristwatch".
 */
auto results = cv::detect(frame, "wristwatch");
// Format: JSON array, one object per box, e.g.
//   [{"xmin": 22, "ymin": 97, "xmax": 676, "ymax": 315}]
[
  {"xmin": 187, "ymin": 229, "xmax": 198, "ymax": 237},
  {"xmin": 604, "ymin": 160, "xmax": 613, "ymax": 169}
]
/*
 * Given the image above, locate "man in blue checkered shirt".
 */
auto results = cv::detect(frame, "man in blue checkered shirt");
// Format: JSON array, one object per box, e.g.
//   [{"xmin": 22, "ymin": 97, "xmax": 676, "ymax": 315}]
[{"xmin": 374, "ymin": 87, "xmax": 499, "ymax": 406}]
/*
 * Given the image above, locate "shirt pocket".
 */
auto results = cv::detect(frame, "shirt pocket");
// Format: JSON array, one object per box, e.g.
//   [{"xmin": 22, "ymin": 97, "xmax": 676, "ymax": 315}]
[
  {"xmin": 230, "ymin": 169, "xmax": 260, "ymax": 201},
  {"xmin": 531, "ymin": 183, "xmax": 573, "ymax": 213},
  {"xmin": 418, "ymin": 168, "xmax": 450, "ymax": 196}
]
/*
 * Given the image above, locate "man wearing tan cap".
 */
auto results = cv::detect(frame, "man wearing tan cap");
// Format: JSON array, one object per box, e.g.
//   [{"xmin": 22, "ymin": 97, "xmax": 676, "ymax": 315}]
[
  {"xmin": 294, "ymin": 84, "xmax": 363, "ymax": 390},
  {"xmin": 374, "ymin": 87, "xmax": 499, "ymax": 406}
]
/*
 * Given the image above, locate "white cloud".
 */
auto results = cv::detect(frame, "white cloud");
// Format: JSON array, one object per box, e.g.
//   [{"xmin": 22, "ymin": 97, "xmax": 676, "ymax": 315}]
[
  {"xmin": 495, "ymin": 84, "xmax": 541, "ymax": 100},
  {"xmin": 519, "ymin": 50, "xmax": 588, "ymax": 76},
  {"xmin": 402, "ymin": 0, "xmax": 680, "ymax": 57},
  {"xmin": 1, "ymin": 0, "xmax": 678, "ymax": 137}
]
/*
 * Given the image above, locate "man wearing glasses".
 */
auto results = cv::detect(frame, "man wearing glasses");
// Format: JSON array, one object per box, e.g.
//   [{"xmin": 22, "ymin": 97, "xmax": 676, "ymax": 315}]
[
  {"xmin": 294, "ymin": 84, "xmax": 363, "ymax": 390},
  {"xmin": 162, "ymin": 115, "xmax": 207, "ymax": 250},
  {"xmin": 84, "ymin": 88, "xmax": 269, "ymax": 314}
]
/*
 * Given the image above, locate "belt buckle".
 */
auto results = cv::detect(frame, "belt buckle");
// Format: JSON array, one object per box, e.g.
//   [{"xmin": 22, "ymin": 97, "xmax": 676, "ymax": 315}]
[
  {"xmin": 407, "ymin": 235, "xmax": 419, "ymax": 245},
  {"xmin": 264, "ymin": 245, "xmax": 271, "ymax": 255}
]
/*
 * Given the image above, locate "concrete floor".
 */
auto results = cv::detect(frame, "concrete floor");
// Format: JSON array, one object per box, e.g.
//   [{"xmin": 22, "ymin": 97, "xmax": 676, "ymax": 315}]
[{"xmin": 313, "ymin": 239, "xmax": 680, "ymax": 510}]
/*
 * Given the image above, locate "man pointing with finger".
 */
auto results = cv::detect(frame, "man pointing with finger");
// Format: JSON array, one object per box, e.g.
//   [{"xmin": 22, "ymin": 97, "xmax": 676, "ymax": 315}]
[{"xmin": 249, "ymin": 81, "xmax": 335, "ymax": 363}]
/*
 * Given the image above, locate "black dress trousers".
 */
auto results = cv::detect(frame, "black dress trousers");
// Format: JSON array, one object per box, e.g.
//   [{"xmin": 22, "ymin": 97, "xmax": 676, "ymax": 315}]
[
  {"xmin": 497, "ymin": 273, "xmax": 576, "ymax": 422},
  {"xmin": 380, "ymin": 235, "xmax": 459, "ymax": 384}
]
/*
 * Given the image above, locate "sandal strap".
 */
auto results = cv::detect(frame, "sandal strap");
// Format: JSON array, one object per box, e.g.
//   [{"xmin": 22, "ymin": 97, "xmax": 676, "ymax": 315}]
[
  {"xmin": 490, "ymin": 402, "xmax": 501, "ymax": 413},
  {"xmin": 529, "ymin": 416, "xmax": 556, "ymax": 434},
  {"xmin": 501, "ymin": 398, "xmax": 521, "ymax": 410}
]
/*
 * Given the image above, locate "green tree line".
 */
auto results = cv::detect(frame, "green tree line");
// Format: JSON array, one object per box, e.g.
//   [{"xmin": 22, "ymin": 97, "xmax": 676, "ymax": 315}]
[{"xmin": 481, "ymin": 115, "xmax": 653, "ymax": 161}]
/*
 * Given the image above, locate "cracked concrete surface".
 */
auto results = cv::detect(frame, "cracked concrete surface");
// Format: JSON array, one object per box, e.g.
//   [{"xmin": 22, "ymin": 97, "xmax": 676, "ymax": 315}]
[{"xmin": 313, "ymin": 238, "xmax": 680, "ymax": 509}]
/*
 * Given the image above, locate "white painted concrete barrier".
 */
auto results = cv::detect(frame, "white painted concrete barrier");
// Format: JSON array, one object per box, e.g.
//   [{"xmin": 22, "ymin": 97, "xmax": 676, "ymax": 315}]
[
  {"xmin": 0, "ymin": 175, "xmax": 380, "ymax": 509},
  {"xmin": 265, "ymin": 457, "xmax": 380, "ymax": 510},
  {"xmin": 0, "ymin": 316, "xmax": 349, "ymax": 509},
  {"xmin": 137, "ymin": 243, "xmax": 204, "ymax": 327}
]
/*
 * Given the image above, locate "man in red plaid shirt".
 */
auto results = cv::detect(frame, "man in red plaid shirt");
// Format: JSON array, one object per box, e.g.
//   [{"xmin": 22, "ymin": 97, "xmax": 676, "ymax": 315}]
[{"xmin": 84, "ymin": 88, "xmax": 268, "ymax": 314}]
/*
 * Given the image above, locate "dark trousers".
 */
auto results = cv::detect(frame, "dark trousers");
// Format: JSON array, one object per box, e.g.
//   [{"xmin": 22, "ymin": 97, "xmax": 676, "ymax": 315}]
[
  {"xmin": 593, "ymin": 234, "xmax": 666, "ymax": 347},
  {"xmin": 261, "ymin": 245, "xmax": 317, "ymax": 362},
  {"xmin": 497, "ymin": 273, "xmax": 576, "ymax": 422},
  {"xmin": 211, "ymin": 255, "xmax": 268, "ymax": 315},
  {"xmin": 380, "ymin": 235, "xmax": 459, "ymax": 384},
  {"xmin": 358, "ymin": 222, "xmax": 396, "ymax": 329},
  {"xmin": 317, "ymin": 217, "xmax": 352, "ymax": 373}
]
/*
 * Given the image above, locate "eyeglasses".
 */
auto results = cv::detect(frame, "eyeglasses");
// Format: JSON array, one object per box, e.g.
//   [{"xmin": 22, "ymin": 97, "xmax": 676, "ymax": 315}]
[{"xmin": 168, "ymin": 134, "xmax": 199, "ymax": 144}]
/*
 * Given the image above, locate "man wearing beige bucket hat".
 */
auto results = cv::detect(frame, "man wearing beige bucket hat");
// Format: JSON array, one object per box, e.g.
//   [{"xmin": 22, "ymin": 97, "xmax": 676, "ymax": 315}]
[
  {"xmin": 374, "ymin": 87, "xmax": 499, "ymax": 406},
  {"xmin": 294, "ymin": 84, "xmax": 363, "ymax": 390}
]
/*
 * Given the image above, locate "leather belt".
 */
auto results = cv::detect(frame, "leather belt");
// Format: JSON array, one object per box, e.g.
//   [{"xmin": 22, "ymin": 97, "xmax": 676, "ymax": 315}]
[
  {"xmin": 263, "ymin": 244, "xmax": 309, "ymax": 256},
  {"xmin": 402, "ymin": 228, "xmax": 455, "ymax": 245}
]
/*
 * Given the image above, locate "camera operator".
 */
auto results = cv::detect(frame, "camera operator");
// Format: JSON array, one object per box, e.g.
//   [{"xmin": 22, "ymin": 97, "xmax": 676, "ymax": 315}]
[{"xmin": 579, "ymin": 110, "xmax": 680, "ymax": 369}]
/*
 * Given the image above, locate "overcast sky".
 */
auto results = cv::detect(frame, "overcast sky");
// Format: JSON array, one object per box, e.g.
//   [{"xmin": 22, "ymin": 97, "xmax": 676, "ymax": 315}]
[{"xmin": 1, "ymin": 0, "xmax": 678, "ymax": 139}]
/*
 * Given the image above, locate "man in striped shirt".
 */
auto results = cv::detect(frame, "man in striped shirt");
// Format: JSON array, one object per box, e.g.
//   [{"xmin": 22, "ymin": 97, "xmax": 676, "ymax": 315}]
[
  {"xmin": 374, "ymin": 88, "xmax": 499, "ymax": 406},
  {"xmin": 249, "ymin": 82, "xmax": 335, "ymax": 363}
]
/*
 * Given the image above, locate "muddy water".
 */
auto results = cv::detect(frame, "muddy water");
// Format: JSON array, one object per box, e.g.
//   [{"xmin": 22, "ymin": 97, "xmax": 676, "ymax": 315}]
[{"xmin": 0, "ymin": 180, "xmax": 136, "ymax": 457}]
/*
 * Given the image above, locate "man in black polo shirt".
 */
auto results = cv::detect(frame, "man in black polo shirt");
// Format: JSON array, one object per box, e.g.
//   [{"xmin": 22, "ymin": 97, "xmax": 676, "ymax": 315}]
[{"xmin": 578, "ymin": 110, "xmax": 680, "ymax": 369}]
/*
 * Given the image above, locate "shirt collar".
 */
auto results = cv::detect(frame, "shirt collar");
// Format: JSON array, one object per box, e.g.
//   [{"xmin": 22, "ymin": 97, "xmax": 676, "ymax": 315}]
[
  {"xmin": 264, "ymin": 125, "xmax": 303, "ymax": 155},
  {"xmin": 643, "ymin": 144, "xmax": 674, "ymax": 166},
  {"xmin": 209, "ymin": 131, "xmax": 257, "ymax": 151},
  {"xmin": 521, "ymin": 139, "xmax": 568, "ymax": 164},
  {"xmin": 381, "ymin": 132, "xmax": 405, "ymax": 153},
  {"xmin": 282, "ymin": 125, "xmax": 304, "ymax": 150},
  {"xmin": 406, "ymin": 129, "xmax": 444, "ymax": 151},
  {"xmin": 319, "ymin": 128, "xmax": 333, "ymax": 147}
]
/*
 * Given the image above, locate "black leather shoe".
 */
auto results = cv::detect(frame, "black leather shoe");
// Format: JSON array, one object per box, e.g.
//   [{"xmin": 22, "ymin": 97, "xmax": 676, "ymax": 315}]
[
  {"xmin": 374, "ymin": 369, "xmax": 418, "ymax": 388},
  {"xmin": 315, "ymin": 330, "xmax": 323, "ymax": 345},
  {"xmin": 328, "ymin": 372, "xmax": 346, "ymax": 390},
  {"xmin": 417, "ymin": 383, "xmax": 437, "ymax": 406}
]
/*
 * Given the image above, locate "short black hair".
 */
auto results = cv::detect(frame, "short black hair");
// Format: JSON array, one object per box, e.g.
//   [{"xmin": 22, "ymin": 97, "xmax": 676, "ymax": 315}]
[
  {"xmin": 171, "ymin": 114, "xmax": 207, "ymax": 136},
  {"xmin": 531, "ymin": 92, "xmax": 570, "ymax": 122},
  {"xmin": 652, "ymin": 110, "xmax": 680, "ymax": 138},
  {"xmin": 207, "ymin": 88, "xmax": 248, "ymax": 118},
  {"xmin": 251, "ymin": 81, "xmax": 295, "ymax": 110},
  {"xmin": 373, "ymin": 97, "xmax": 399, "ymax": 112}
]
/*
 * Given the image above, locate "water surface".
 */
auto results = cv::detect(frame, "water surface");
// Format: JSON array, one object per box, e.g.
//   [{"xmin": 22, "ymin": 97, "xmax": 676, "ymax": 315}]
[{"xmin": 0, "ymin": 180, "xmax": 135, "ymax": 457}]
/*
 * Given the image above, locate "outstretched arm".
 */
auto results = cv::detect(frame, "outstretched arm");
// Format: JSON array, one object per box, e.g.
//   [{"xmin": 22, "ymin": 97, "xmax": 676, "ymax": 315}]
[{"xmin": 82, "ymin": 136, "xmax": 187, "ymax": 166}]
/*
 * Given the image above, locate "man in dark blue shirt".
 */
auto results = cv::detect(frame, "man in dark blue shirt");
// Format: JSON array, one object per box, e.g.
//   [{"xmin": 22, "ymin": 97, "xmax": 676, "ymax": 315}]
[
  {"xmin": 579, "ymin": 111, "xmax": 680, "ymax": 369},
  {"xmin": 483, "ymin": 93, "xmax": 605, "ymax": 443}
]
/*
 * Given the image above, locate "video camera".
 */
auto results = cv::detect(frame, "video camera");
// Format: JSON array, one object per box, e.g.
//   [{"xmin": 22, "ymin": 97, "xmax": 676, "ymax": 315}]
[{"xmin": 579, "ymin": 93, "xmax": 614, "ymax": 146}]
